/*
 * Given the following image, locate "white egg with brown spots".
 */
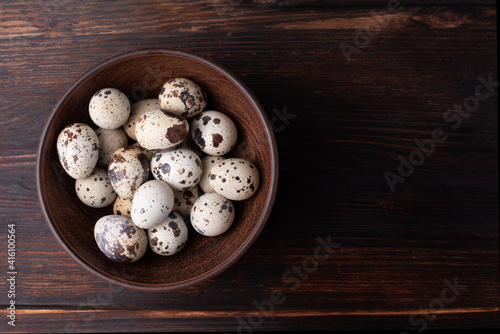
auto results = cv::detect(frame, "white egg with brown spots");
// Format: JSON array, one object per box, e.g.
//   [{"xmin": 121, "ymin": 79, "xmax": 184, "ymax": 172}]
[
  {"xmin": 123, "ymin": 99, "xmax": 160, "ymax": 140},
  {"xmin": 56, "ymin": 123, "xmax": 99, "ymax": 179},
  {"xmin": 191, "ymin": 110, "xmax": 237, "ymax": 156},
  {"xmin": 159, "ymin": 78, "xmax": 207, "ymax": 118},
  {"xmin": 208, "ymin": 158, "xmax": 260, "ymax": 201},
  {"xmin": 135, "ymin": 109, "xmax": 189, "ymax": 150},
  {"xmin": 75, "ymin": 168, "xmax": 116, "ymax": 208},
  {"xmin": 191, "ymin": 193, "xmax": 235, "ymax": 237},
  {"xmin": 107, "ymin": 146, "xmax": 149, "ymax": 199},
  {"xmin": 199, "ymin": 155, "xmax": 226, "ymax": 194},
  {"xmin": 131, "ymin": 180, "xmax": 175, "ymax": 229},
  {"xmin": 94, "ymin": 215, "xmax": 147, "ymax": 263},
  {"xmin": 147, "ymin": 211, "xmax": 188, "ymax": 256},
  {"xmin": 178, "ymin": 135, "xmax": 203, "ymax": 156},
  {"xmin": 174, "ymin": 184, "xmax": 201, "ymax": 217},
  {"xmin": 89, "ymin": 88, "xmax": 130, "ymax": 129},
  {"xmin": 113, "ymin": 196, "xmax": 133, "ymax": 218},
  {"xmin": 150, "ymin": 148, "xmax": 202, "ymax": 191},
  {"xmin": 131, "ymin": 142, "xmax": 156, "ymax": 162},
  {"xmin": 95, "ymin": 127, "xmax": 128, "ymax": 168}
]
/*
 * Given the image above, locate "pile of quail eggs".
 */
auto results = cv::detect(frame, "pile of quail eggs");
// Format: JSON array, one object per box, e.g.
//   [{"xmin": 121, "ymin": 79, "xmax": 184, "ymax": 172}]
[{"xmin": 56, "ymin": 78, "xmax": 260, "ymax": 263}]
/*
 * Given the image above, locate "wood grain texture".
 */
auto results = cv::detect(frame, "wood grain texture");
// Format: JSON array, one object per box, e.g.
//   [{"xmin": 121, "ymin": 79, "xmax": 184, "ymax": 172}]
[{"xmin": 0, "ymin": 0, "xmax": 497, "ymax": 332}]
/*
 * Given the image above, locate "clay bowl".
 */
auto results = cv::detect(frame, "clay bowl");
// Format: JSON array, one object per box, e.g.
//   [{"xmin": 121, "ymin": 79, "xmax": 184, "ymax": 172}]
[{"xmin": 36, "ymin": 49, "xmax": 278, "ymax": 291}]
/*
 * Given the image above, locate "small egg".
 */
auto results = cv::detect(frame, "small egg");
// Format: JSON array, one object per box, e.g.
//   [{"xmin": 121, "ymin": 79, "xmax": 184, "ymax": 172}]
[
  {"xmin": 113, "ymin": 196, "xmax": 133, "ymax": 218},
  {"xmin": 191, "ymin": 110, "xmax": 237, "ymax": 156},
  {"xmin": 95, "ymin": 127, "xmax": 128, "ymax": 168},
  {"xmin": 89, "ymin": 88, "xmax": 130, "ymax": 129},
  {"xmin": 75, "ymin": 168, "xmax": 116, "ymax": 208},
  {"xmin": 56, "ymin": 123, "xmax": 99, "ymax": 179},
  {"xmin": 108, "ymin": 146, "xmax": 149, "ymax": 199},
  {"xmin": 150, "ymin": 135, "xmax": 202, "ymax": 156},
  {"xmin": 135, "ymin": 109, "xmax": 189, "ymax": 150},
  {"xmin": 191, "ymin": 193, "xmax": 235, "ymax": 237},
  {"xmin": 199, "ymin": 155, "xmax": 226, "ymax": 193},
  {"xmin": 131, "ymin": 180, "xmax": 175, "ymax": 229},
  {"xmin": 173, "ymin": 184, "xmax": 201, "ymax": 217},
  {"xmin": 147, "ymin": 211, "xmax": 188, "ymax": 256},
  {"xmin": 123, "ymin": 99, "xmax": 160, "ymax": 140},
  {"xmin": 131, "ymin": 142, "xmax": 156, "ymax": 162},
  {"xmin": 178, "ymin": 135, "xmax": 203, "ymax": 156},
  {"xmin": 150, "ymin": 148, "xmax": 202, "ymax": 191},
  {"xmin": 94, "ymin": 215, "xmax": 147, "ymax": 263},
  {"xmin": 208, "ymin": 158, "xmax": 260, "ymax": 201},
  {"xmin": 159, "ymin": 78, "xmax": 207, "ymax": 118}
]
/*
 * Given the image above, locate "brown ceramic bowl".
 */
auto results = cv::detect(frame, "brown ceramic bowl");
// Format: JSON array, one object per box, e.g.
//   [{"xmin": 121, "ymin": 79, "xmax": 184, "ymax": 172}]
[{"xmin": 36, "ymin": 49, "xmax": 278, "ymax": 291}]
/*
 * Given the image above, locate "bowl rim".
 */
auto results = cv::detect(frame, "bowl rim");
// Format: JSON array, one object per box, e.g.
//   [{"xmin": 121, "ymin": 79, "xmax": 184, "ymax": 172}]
[{"xmin": 36, "ymin": 48, "xmax": 279, "ymax": 292}]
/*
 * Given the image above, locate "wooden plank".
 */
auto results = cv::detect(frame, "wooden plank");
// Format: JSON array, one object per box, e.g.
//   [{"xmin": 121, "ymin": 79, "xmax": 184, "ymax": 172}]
[
  {"xmin": 8, "ymin": 309, "xmax": 500, "ymax": 332},
  {"xmin": 251, "ymin": 0, "xmax": 496, "ymax": 6},
  {"xmin": 0, "ymin": 0, "xmax": 497, "ymax": 332}
]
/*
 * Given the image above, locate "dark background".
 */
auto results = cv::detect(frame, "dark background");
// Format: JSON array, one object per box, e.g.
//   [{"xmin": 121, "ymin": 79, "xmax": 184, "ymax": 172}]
[{"xmin": 0, "ymin": 0, "xmax": 498, "ymax": 332}]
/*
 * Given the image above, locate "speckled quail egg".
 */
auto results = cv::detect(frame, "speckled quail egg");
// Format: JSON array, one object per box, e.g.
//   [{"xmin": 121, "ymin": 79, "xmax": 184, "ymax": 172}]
[
  {"xmin": 177, "ymin": 135, "xmax": 203, "ymax": 156},
  {"xmin": 208, "ymin": 158, "xmax": 260, "ymax": 201},
  {"xmin": 89, "ymin": 88, "xmax": 131, "ymax": 129},
  {"xmin": 191, "ymin": 193, "xmax": 235, "ymax": 237},
  {"xmin": 75, "ymin": 167, "xmax": 117, "ymax": 208},
  {"xmin": 151, "ymin": 135, "xmax": 202, "ymax": 156},
  {"xmin": 135, "ymin": 109, "xmax": 189, "ymax": 150},
  {"xmin": 159, "ymin": 78, "xmax": 207, "ymax": 118},
  {"xmin": 147, "ymin": 211, "xmax": 188, "ymax": 256},
  {"xmin": 199, "ymin": 155, "xmax": 226, "ymax": 194},
  {"xmin": 131, "ymin": 142, "xmax": 156, "ymax": 162},
  {"xmin": 56, "ymin": 123, "xmax": 99, "ymax": 179},
  {"xmin": 191, "ymin": 110, "xmax": 237, "ymax": 156},
  {"xmin": 174, "ymin": 184, "xmax": 201, "ymax": 217},
  {"xmin": 131, "ymin": 180, "xmax": 175, "ymax": 229},
  {"xmin": 95, "ymin": 127, "xmax": 128, "ymax": 168},
  {"xmin": 123, "ymin": 99, "xmax": 160, "ymax": 140},
  {"xmin": 113, "ymin": 196, "xmax": 133, "ymax": 218},
  {"xmin": 107, "ymin": 146, "xmax": 149, "ymax": 199},
  {"xmin": 150, "ymin": 148, "xmax": 202, "ymax": 191},
  {"xmin": 94, "ymin": 215, "xmax": 147, "ymax": 263}
]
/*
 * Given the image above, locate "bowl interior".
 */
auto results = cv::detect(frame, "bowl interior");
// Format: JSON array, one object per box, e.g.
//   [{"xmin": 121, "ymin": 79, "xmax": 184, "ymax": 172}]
[{"xmin": 38, "ymin": 51, "xmax": 276, "ymax": 290}]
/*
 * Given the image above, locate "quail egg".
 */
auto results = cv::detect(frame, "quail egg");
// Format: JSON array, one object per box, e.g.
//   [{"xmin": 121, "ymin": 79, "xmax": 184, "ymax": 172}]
[
  {"xmin": 150, "ymin": 148, "xmax": 202, "ymax": 191},
  {"xmin": 199, "ymin": 155, "xmax": 226, "ymax": 194},
  {"xmin": 131, "ymin": 180, "xmax": 175, "ymax": 229},
  {"xmin": 89, "ymin": 88, "xmax": 130, "ymax": 129},
  {"xmin": 191, "ymin": 110, "xmax": 237, "ymax": 156},
  {"xmin": 147, "ymin": 211, "xmax": 188, "ymax": 256},
  {"xmin": 177, "ymin": 135, "xmax": 203, "ymax": 156},
  {"xmin": 95, "ymin": 127, "xmax": 128, "ymax": 168},
  {"xmin": 159, "ymin": 78, "xmax": 207, "ymax": 118},
  {"xmin": 123, "ymin": 99, "xmax": 160, "ymax": 140},
  {"xmin": 135, "ymin": 109, "xmax": 189, "ymax": 150},
  {"xmin": 75, "ymin": 167, "xmax": 117, "ymax": 208},
  {"xmin": 191, "ymin": 193, "xmax": 235, "ymax": 237},
  {"xmin": 94, "ymin": 215, "xmax": 148, "ymax": 263},
  {"xmin": 113, "ymin": 196, "xmax": 133, "ymax": 218},
  {"xmin": 107, "ymin": 146, "xmax": 149, "ymax": 199},
  {"xmin": 131, "ymin": 142, "xmax": 156, "ymax": 162},
  {"xmin": 208, "ymin": 158, "xmax": 260, "ymax": 201},
  {"xmin": 56, "ymin": 123, "xmax": 99, "ymax": 179},
  {"xmin": 173, "ymin": 184, "xmax": 201, "ymax": 217}
]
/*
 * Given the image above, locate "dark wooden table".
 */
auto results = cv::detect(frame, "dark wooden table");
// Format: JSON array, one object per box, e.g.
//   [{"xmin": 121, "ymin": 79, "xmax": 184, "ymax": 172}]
[{"xmin": 0, "ymin": 0, "xmax": 498, "ymax": 332}]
